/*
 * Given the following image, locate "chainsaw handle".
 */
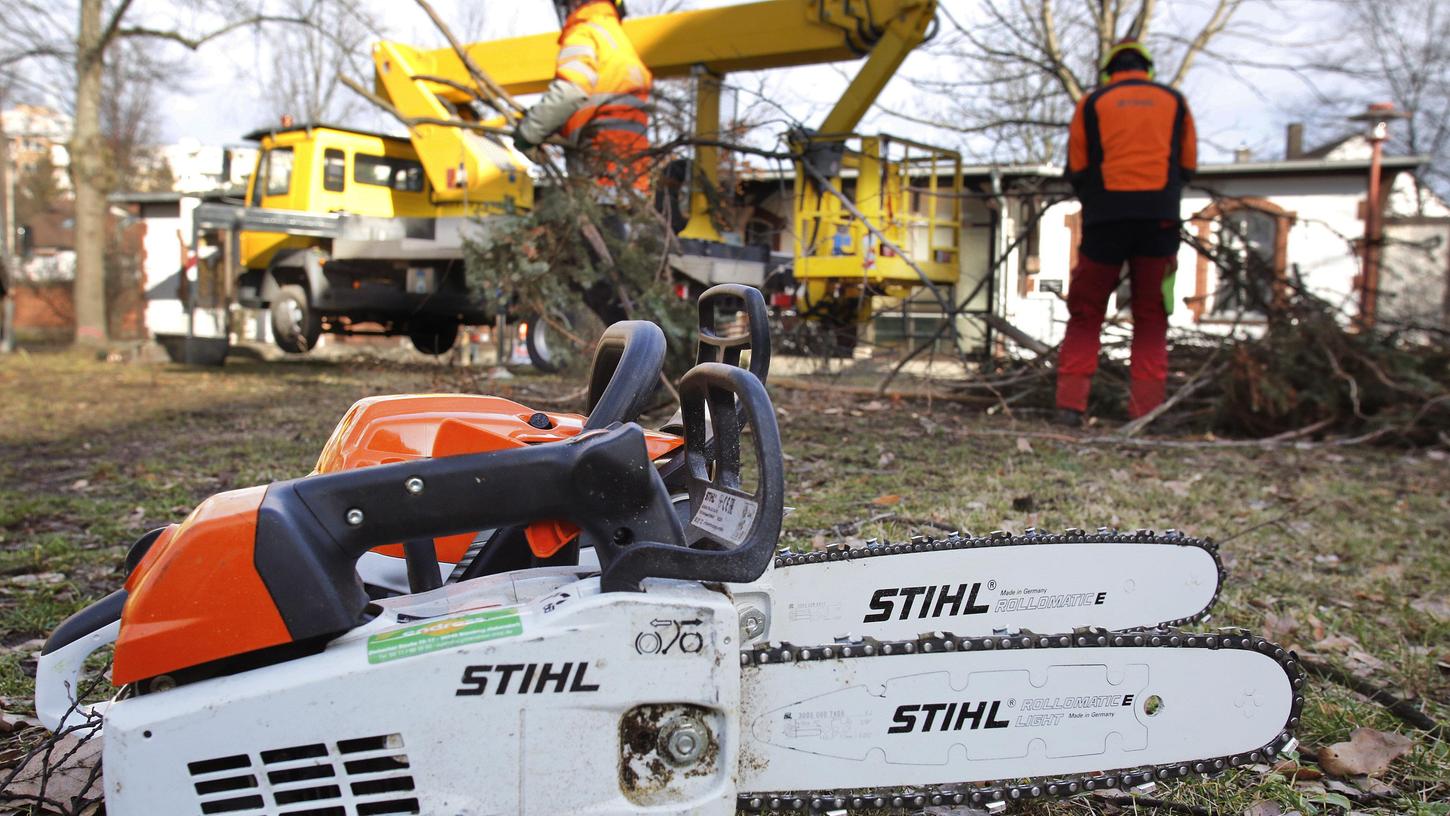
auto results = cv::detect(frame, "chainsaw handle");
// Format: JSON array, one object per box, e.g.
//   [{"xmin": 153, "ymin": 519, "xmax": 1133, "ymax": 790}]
[
  {"xmin": 255, "ymin": 423, "xmax": 687, "ymax": 641},
  {"xmin": 585, "ymin": 320, "xmax": 666, "ymax": 430},
  {"xmin": 594, "ymin": 363, "xmax": 783, "ymax": 592},
  {"xmin": 695, "ymin": 284, "xmax": 771, "ymax": 384}
]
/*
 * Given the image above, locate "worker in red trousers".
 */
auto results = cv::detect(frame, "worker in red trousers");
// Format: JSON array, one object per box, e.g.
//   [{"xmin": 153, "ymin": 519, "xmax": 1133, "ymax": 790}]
[{"xmin": 1057, "ymin": 39, "xmax": 1197, "ymax": 425}]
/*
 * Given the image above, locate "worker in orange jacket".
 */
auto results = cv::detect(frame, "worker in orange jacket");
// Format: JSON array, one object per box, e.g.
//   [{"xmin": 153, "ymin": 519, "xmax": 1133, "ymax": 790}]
[
  {"xmin": 1057, "ymin": 39, "xmax": 1197, "ymax": 425},
  {"xmin": 514, "ymin": 0, "xmax": 653, "ymax": 193}
]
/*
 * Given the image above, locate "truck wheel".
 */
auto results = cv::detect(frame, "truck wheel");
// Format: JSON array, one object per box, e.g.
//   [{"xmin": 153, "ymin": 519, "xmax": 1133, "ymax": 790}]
[
  {"xmin": 270, "ymin": 285, "xmax": 321, "ymax": 354},
  {"xmin": 408, "ymin": 317, "xmax": 460, "ymax": 355},
  {"xmin": 524, "ymin": 311, "xmax": 602, "ymax": 374},
  {"xmin": 523, "ymin": 316, "xmax": 562, "ymax": 372}
]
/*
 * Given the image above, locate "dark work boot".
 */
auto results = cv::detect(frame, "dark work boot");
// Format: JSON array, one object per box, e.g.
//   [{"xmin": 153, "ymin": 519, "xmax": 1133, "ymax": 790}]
[{"xmin": 1055, "ymin": 408, "xmax": 1084, "ymax": 428}]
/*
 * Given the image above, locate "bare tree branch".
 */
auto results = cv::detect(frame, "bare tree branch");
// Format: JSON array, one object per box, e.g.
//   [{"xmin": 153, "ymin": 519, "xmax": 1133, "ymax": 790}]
[
  {"xmin": 117, "ymin": 14, "xmax": 311, "ymax": 51},
  {"xmin": 1167, "ymin": 0, "xmax": 1241, "ymax": 87}
]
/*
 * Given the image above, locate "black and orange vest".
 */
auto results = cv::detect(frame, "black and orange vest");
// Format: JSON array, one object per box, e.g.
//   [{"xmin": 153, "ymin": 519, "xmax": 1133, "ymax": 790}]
[{"xmin": 1067, "ymin": 71, "xmax": 1197, "ymax": 225}]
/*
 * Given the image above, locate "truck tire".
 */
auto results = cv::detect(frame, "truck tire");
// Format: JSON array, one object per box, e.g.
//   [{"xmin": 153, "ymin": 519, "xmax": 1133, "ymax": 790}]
[
  {"xmin": 523, "ymin": 315, "xmax": 561, "ymax": 373},
  {"xmin": 525, "ymin": 310, "xmax": 605, "ymax": 373},
  {"xmin": 270, "ymin": 285, "xmax": 321, "ymax": 354},
  {"xmin": 407, "ymin": 317, "xmax": 460, "ymax": 355}
]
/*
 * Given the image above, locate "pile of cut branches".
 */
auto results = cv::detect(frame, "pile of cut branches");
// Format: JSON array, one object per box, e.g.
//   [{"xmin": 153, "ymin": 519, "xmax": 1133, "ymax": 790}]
[
  {"xmin": 935, "ymin": 273, "xmax": 1450, "ymax": 445},
  {"xmin": 1211, "ymin": 281, "xmax": 1450, "ymax": 444}
]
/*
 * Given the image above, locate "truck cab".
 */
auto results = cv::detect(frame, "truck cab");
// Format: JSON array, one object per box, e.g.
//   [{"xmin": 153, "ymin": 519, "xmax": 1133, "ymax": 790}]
[{"xmin": 234, "ymin": 124, "xmax": 500, "ymax": 355}]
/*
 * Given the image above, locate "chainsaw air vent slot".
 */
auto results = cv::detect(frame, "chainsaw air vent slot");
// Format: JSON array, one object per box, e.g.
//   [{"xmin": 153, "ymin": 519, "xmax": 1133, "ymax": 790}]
[
  {"xmin": 343, "ymin": 756, "xmax": 410, "ymax": 775},
  {"xmin": 187, "ymin": 733, "xmax": 417, "ymax": 815},
  {"xmin": 190, "ymin": 754, "xmax": 251, "ymax": 775},
  {"xmin": 262, "ymin": 743, "xmax": 328, "ymax": 763},
  {"xmin": 195, "ymin": 775, "xmax": 259, "ymax": 795},
  {"xmin": 275, "ymin": 785, "xmax": 342, "ymax": 805},
  {"xmin": 356, "ymin": 801, "xmax": 420, "ymax": 816},
  {"xmin": 201, "ymin": 794, "xmax": 266, "ymax": 814},
  {"xmin": 268, "ymin": 765, "xmax": 336, "ymax": 784}
]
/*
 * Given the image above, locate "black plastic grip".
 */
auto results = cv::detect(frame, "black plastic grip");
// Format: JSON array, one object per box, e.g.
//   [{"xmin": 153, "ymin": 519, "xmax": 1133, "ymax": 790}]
[
  {"xmin": 254, "ymin": 423, "xmax": 686, "ymax": 640},
  {"xmin": 593, "ymin": 362, "xmax": 784, "ymax": 593},
  {"xmin": 696, "ymin": 284, "xmax": 771, "ymax": 384},
  {"xmin": 585, "ymin": 320, "xmax": 667, "ymax": 430}
]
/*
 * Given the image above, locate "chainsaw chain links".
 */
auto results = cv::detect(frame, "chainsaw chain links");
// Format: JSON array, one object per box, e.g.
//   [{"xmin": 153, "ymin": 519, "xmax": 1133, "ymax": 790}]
[
  {"xmin": 736, "ymin": 627, "xmax": 1306, "ymax": 814},
  {"xmin": 772, "ymin": 527, "xmax": 1226, "ymax": 629}
]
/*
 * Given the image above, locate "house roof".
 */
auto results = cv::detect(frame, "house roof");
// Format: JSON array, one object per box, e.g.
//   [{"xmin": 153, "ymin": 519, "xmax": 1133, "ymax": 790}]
[{"xmin": 736, "ymin": 154, "xmax": 1429, "ymax": 185}]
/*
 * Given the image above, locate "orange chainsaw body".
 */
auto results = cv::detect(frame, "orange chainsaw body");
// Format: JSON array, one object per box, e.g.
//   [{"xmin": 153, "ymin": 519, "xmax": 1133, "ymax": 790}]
[{"xmin": 113, "ymin": 394, "xmax": 684, "ymax": 685}]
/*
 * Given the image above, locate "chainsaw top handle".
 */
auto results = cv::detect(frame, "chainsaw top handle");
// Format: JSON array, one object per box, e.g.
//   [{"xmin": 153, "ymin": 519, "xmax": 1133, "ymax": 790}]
[
  {"xmin": 584, "ymin": 320, "xmax": 666, "ymax": 430},
  {"xmin": 594, "ymin": 362, "xmax": 784, "ymax": 592},
  {"xmin": 244, "ymin": 423, "xmax": 686, "ymax": 642},
  {"xmin": 696, "ymin": 284, "xmax": 771, "ymax": 384}
]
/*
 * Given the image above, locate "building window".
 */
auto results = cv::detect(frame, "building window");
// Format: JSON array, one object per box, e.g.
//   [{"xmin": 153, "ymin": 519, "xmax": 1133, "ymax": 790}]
[
  {"xmin": 1189, "ymin": 198, "xmax": 1295, "ymax": 321},
  {"xmin": 322, "ymin": 149, "xmax": 346, "ymax": 193},
  {"xmin": 354, "ymin": 154, "xmax": 425, "ymax": 193},
  {"xmin": 1212, "ymin": 207, "xmax": 1279, "ymax": 316}
]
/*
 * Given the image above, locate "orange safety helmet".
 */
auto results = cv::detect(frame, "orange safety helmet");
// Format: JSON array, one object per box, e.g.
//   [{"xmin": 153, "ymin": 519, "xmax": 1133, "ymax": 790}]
[
  {"xmin": 554, "ymin": 0, "xmax": 626, "ymax": 25},
  {"xmin": 1100, "ymin": 38, "xmax": 1155, "ymax": 84}
]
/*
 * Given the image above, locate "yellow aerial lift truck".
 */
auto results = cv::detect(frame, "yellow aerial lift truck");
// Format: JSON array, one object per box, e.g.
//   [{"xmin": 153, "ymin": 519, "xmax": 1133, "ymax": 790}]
[{"xmin": 197, "ymin": 0, "xmax": 955, "ymax": 360}]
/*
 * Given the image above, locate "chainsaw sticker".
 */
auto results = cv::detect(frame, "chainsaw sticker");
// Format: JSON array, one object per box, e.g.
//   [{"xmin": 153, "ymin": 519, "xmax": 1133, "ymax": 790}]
[
  {"xmin": 691, "ymin": 488, "xmax": 758, "ymax": 545},
  {"xmin": 367, "ymin": 609, "xmax": 523, "ymax": 664},
  {"xmin": 634, "ymin": 618, "xmax": 705, "ymax": 655}
]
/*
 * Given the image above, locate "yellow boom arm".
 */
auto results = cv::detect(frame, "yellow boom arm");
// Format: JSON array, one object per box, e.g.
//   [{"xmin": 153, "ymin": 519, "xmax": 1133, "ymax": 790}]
[{"xmin": 372, "ymin": 0, "xmax": 937, "ymax": 219}]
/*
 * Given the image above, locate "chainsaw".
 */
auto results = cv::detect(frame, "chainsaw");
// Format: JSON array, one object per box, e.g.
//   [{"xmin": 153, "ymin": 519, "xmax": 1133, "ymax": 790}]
[{"xmin": 34, "ymin": 286, "xmax": 1299, "ymax": 815}]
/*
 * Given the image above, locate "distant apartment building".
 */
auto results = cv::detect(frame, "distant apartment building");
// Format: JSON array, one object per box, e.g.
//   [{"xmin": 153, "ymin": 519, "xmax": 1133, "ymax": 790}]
[{"xmin": 2, "ymin": 104, "xmax": 72, "ymax": 189}]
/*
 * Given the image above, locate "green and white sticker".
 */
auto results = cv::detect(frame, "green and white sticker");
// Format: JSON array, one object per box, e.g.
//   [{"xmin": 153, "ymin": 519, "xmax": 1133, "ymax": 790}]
[{"xmin": 367, "ymin": 609, "xmax": 523, "ymax": 664}]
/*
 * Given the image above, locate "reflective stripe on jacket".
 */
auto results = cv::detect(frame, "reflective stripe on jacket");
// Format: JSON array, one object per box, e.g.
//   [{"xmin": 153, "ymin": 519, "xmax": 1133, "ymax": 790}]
[
  {"xmin": 1067, "ymin": 70, "xmax": 1197, "ymax": 225},
  {"xmin": 554, "ymin": 1, "xmax": 654, "ymax": 190}
]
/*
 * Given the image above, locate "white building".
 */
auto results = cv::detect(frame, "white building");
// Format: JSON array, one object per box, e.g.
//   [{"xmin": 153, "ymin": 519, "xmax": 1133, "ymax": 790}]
[
  {"xmin": 157, "ymin": 140, "xmax": 258, "ymax": 194},
  {"xmin": 738, "ymin": 134, "xmax": 1447, "ymax": 355}
]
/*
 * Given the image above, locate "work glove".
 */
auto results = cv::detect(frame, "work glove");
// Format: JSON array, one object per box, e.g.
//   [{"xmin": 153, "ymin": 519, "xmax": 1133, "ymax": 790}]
[{"xmin": 512, "ymin": 130, "xmax": 536, "ymax": 154}]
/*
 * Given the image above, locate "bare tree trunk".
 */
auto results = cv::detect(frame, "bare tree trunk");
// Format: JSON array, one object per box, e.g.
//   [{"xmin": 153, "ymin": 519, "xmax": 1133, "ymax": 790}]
[{"xmin": 71, "ymin": 0, "xmax": 108, "ymax": 346}]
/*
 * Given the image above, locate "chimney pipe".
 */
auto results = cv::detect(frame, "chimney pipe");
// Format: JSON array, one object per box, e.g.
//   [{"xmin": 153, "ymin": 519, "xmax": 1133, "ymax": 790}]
[{"xmin": 1286, "ymin": 123, "xmax": 1304, "ymax": 160}]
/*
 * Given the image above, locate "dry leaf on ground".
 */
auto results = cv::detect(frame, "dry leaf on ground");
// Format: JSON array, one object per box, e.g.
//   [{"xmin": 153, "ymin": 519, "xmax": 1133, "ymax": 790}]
[
  {"xmin": 1317, "ymin": 727, "xmax": 1414, "ymax": 777},
  {"xmin": 1262, "ymin": 611, "xmax": 1301, "ymax": 644},
  {"xmin": 1015, "ymin": 437, "xmax": 1033, "ymax": 454},
  {"xmin": 870, "ymin": 494, "xmax": 902, "ymax": 507},
  {"xmin": 1410, "ymin": 596, "xmax": 1450, "ymax": 621},
  {"xmin": 4, "ymin": 727, "xmax": 104, "ymax": 810},
  {"xmin": 1243, "ymin": 800, "xmax": 1283, "ymax": 816}
]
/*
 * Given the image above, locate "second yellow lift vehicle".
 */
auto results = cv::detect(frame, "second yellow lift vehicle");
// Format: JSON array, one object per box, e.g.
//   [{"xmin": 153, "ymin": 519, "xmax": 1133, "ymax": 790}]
[{"xmin": 199, "ymin": 0, "xmax": 951, "ymax": 359}]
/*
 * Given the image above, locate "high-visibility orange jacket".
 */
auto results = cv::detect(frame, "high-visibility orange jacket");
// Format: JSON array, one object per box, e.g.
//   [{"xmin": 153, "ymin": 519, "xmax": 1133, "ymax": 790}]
[
  {"xmin": 516, "ymin": 1, "xmax": 653, "ymax": 191},
  {"xmin": 1067, "ymin": 70, "xmax": 1197, "ymax": 225}
]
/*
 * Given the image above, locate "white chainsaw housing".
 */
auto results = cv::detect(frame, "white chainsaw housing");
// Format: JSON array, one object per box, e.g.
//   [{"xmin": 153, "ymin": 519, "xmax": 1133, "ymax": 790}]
[{"xmin": 101, "ymin": 572, "xmax": 743, "ymax": 816}]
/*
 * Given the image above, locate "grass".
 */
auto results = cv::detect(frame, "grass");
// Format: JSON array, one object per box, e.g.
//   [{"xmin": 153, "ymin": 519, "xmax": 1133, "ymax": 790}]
[{"xmin": 0, "ymin": 348, "xmax": 1447, "ymax": 813}]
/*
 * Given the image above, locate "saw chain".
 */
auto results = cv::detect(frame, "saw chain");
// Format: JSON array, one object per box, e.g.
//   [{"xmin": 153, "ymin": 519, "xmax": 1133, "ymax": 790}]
[
  {"xmin": 773, "ymin": 527, "xmax": 1226, "ymax": 630},
  {"xmin": 734, "ymin": 627, "xmax": 1305, "ymax": 814}
]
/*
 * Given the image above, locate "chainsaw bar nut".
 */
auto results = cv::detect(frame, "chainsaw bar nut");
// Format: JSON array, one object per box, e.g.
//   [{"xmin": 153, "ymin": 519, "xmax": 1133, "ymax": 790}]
[
  {"xmin": 405, "ymin": 477, "xmax": 425, "ymax": 495},
  {"xmin": 345, "ymin": 508, "xmax": 365, "ymax": 526},
  {"xmin": 658, "ymin": 716, "xmax": 709, "ymax": 767}
]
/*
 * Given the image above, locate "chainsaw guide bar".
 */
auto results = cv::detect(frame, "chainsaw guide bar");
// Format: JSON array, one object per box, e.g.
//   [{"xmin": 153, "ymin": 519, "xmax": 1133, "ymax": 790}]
[
  {"xmin": 735, "ymin": 627, "xmax": 1305, "ymax": 813},
  {"xmin": 759, "ymin": 528, "xmax": 1225, "ymax": 643}
]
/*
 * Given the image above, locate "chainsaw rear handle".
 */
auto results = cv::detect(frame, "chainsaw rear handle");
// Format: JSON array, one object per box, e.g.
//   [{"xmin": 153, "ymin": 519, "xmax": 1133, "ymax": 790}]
[
  {"xmin": 594, "ymin": 362, "xmax": 784, "ymax": 592},
  {"xmin": 584, "ymin": 320, "xmax": 667, "ymax": 430},
  {"xmin": 255, "ymin": 423, "xmax": 687, "ymax": 641},
  {"xmin": 695, "ymin": 284, "xmax": 771, "ymax": 384}
]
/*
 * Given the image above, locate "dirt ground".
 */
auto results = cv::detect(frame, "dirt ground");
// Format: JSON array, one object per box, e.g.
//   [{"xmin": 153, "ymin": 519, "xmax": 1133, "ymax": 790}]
[{"xmin": 0, "ymin": 348, "xmax": 1446, "ymax": 814}]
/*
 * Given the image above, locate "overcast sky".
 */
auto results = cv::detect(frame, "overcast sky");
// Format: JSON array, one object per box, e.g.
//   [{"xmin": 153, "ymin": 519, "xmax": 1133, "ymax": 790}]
[{"xmin": 139, "ymin": 0, "xmax": 1363, "ymax": 165}]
